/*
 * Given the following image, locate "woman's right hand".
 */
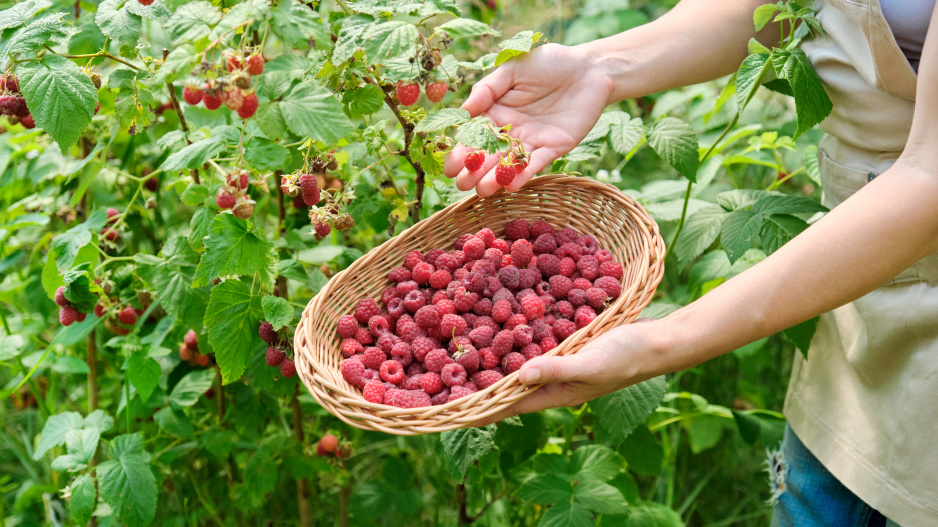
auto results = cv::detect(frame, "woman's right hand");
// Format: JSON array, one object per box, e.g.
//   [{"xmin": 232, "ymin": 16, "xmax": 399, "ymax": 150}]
[{"xmin": 443, "ymin": 43, "xmax": 614, "ymax": 196}]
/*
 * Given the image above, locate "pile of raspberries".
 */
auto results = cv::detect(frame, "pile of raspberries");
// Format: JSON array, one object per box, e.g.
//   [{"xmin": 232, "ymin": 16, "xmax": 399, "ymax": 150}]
[{"xmin": 336, "ymin": 218, "xmax": 624, "ymax": 409}]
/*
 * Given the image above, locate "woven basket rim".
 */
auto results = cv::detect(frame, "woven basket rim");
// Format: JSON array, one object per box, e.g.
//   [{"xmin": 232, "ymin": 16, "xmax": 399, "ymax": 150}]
[{"xmin": 294, "ymin": 174, "xmax": 665, "ymax": 435}]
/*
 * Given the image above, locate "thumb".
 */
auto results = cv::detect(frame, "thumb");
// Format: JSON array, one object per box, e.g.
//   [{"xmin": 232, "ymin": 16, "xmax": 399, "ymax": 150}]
[
  {"xmin": 518, "ymin": 353, "xmax": 592, "ymax": 386},
  {"xmin": 461, "ymin": 65, "xmax": 513, "ymax": 117}
]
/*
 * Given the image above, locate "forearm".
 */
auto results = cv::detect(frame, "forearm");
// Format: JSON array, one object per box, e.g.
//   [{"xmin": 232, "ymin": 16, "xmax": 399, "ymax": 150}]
[
  {"xmin": 579, "ymin": 0, "xmax": 781, "ymax": 104},
  {"xmin": 654, "ymin": 160, "xmax": 938, "ymax": 371}
]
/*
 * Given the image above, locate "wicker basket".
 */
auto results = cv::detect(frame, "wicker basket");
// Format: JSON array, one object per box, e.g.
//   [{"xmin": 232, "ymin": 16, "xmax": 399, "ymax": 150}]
[{"xmin": 293, "ymin": 174, "xmax": 665, "ymax": 435}]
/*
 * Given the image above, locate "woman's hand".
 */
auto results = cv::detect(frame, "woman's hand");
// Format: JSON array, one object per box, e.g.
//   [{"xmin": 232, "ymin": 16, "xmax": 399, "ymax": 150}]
[
  {"xmin": 472, "ymin": 319, "xmax": 672, "ymax": 426},
  {"xmin": 443, "ymin": 43, "xmax": 614, "ymax": 196}
]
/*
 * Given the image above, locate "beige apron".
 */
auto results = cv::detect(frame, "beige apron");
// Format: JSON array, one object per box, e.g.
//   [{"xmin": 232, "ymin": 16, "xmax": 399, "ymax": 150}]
[{"xmin": 785, "ymin": 1, "xmax": 938, "ymax": 525}]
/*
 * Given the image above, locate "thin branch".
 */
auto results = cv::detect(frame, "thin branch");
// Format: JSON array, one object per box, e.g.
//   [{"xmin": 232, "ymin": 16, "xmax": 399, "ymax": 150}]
[{"xmin": 163, "ymin": 48, "xmax": 200, "ymax": 184}]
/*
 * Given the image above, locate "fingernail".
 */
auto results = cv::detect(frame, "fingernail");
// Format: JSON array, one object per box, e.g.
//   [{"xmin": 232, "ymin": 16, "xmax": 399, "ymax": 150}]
[{"xmin": 522, "ymin": 368, "xmax": 540, "ymax": 384}]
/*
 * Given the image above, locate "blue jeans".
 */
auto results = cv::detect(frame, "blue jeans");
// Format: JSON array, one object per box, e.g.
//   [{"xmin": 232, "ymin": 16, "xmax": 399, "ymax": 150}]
[{"xmin": 770, "ymin": 425, "xmax": 900, "ymax": 527}]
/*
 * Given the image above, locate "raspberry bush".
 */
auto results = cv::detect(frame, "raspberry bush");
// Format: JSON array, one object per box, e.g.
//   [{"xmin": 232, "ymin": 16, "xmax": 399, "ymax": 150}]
[{"xmin": 1, "ymin": 0, "xmax": 830, "ymax": 525}]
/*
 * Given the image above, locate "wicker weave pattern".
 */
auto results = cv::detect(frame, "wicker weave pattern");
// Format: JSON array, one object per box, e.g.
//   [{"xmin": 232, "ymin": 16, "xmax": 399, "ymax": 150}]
[{"xmin": 294, "ymin": 175, "xmax": 665, "ymax": 435}]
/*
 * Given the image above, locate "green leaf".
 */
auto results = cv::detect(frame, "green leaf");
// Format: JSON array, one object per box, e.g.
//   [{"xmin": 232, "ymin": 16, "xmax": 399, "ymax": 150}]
[
  {"xmin": 169, "ymin": 369, "xmax": 215, "ymax": 408},
  {"xmin": 136, "ymin": 237, "xmax": 211, "ymax": 331},
  {"xmin": 33, "ymin": 411, "xmax": 83, "ymax": 460},
  {"xmin": 281, "ymin": 83, "xmax": 353, "ymax": 145},
  {"xmin": 95, "ymin": 0, "xmax": 141, "ymax": 48},
  {"xmin": 624, "ymin": 502, "xmax": 685, "ymax": 526},
  {"xmin": 454, "ymin": 117, "xmax": 501, "ymax": 152},
  {"xmin": 721, "ymin": 209, "xmax": 763, "ymax": 264},
  {"xmin": 574, "ymin": 480, "xmax": 629, "ymax": 514},
  {"xmin": 0, "ymin": 12, "xmax": 78, "ymax": 57},
  {"xmin": 458, "ymin": 52, "xmax": 498, "ymax": 71},
  {"xmin": 783, "ymin": 316, "xmax": 819, "ymax": 359},
  {"xmin": 69, "ymin": 474, "xmax": 97, "ymax": 526},
  {"xmin": 516, "ymin": 474, "xmax": 574, "ymax": 505},
  {"xmin": 210, "ymin": 0, "xmax": 268, "ymax": 39},
  {"xmin": 717, "ymin": 188, "xmax": 771, "ymax": 211},
  {"xmin": 590, "ymin": 376, "xmax": 667, "ymax": 444},
  {"xmin": 332, "ymin": 15, "xmax": 374, "ymax": 65},
  {"xmin": 278, "ymin": 259, "xmax": 309, "ymax": 284},
  {"xmin": 735, "ymin": 52, "xmax": 772, "ymax": 112},
  {"xmin": 539, "ymin": 501, "xmax": 594, "ymax": 527},
  {"xmin": 675, "ymin": 204, "xmax": 727, "ymax": 268},
  {"xmin": 804, "ymin": 144, "xmax": 821, "ymax": 185},
  {"xmin": 439, "ymin": 425, "xmax": 497, "ymax": 478},
  {"xmin": 437, "ymin": 18, "xmax": 500, "ymax": 39},
  {"xmin": 270, "ymin": 0, "xmax": 329, "ymax": 48},
  {"xmin": 97, "ymin": 434, "xmax": 157, "ymax": 527},
  {"xmin": 151, "ymin": 43, "xmax": 198, "ymax": 85},
  {"xmin": 125, "ymin": 0, "xmax": 171, "ymax": 21},
  {"xmin": 753, "ymin": 4, "xmax": 779, "ymax": 31},
  {"xmin": 61, "ymin": 263, "xmax": 101, "ymax": 313},
  {"xmin": 180, "ymin": 184, "xmax": 209, "ymax": 206},
  {"xmin": 619, "ymin": 425, "xmax": 664, "ymax": 476},
  {"xmin": 646, "ymin": 117, "xmax": 699, "ymax": 181},
  {"xmin": 193, "ymin": 214, "xmax": 279, "ymax": 290},
  {"xmin": 203, "ymin": 280, "xmax": 264, "ymax": 384},
  {"xmin": 761, "ymin": 214, "xmax": 808, "ymax": 255},
  {"xmin": 84, "ymin": 410, "xmax": 115, "ymax": 435},
  {"xmin": 126, "ymin": 351, "xmax": 161, "ymax": 402},
  {"xmin": 245, "ymin": 137, "xmax": 290, "ymax": 171},
  {"xmin": 495, "ymin": 30, "xmax": 542, "ymax": 66},
  {"xmin": 153, "ymin": 407, "xmax": 195, "ymax": 438},
  {"xmin": 769, "ymin": 48, "xmax": 833, "ymax": 138},
  {"xmin": 261, "ymin": 296, "xmax": 293, "ymax": 331},
  {"xmin": 687, "ymin": 414, "xmax": 727, "ymax": 453},
  {"xmin": 570, "ymin": 445, "xmax": 626, "ymax": 482},
  {"xmin": 343, "ymin": 84, "xmax": 385, "ymax": 116},
  {"xmin": 361, "ymin": 20, "xmax": 420, "ymax": 66},
  {"xmin": 609, "ymin": 117, "xmax": 645, "ymax": 156},
  {"xmin": 0, "ymin": 0, "xmax": 52, "ymax": 31},
  {"xmin": 160, "ymin": 135, "xmax": 228, "ymax": 172},
  {"xmin": 752, "ymin": 194, "xmax": 827, "ymax": 216},
  {"xmin": 65, "ymin": 427, "xmax": 99, "ymax": 465},
  {"xmin": 19, "ymin": 54, "xmax": 97, "ymax": 153},
  {"xmin": 415, "ymin": 108, "xmax": 471, "ymax": 133},
  {"xmin": 167, "ymin": 1, "xmax": 221, "ymax": 43},
  {"xmin": 187, "ymin": 206, "xmax": 214, "ymax": 253}
]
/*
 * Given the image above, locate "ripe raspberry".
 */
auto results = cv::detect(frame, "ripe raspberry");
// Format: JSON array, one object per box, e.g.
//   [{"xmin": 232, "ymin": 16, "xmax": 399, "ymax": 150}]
[
  {"xmin": 540, "ymin": 336, "xmax": 558, "ymax": 352},
  {"xmin": 380, "ymin": 360, "xmax": 405, "ymax": 384},
  {"xmin": 598, "ymin": 261, "xmax": 623, "ymax": 280},
  {"xmin": 553, "ymin": 300, "xmax": 575, "ymax": 319},
  {"xmin": 266, "ymin": 346, "xmax": 285, "ymax": 366},
  {"xmin": 573, "ymin": 278, "xmax": 593, "ymax": 291},
  {"xmin": 453, "ymin": 233, "xmax": 473, "ymax": 251},
  {"xmin": 340, "ymin": 357, "xmax": 365, "ymax": 385},
  {"xmin": 414, "ymin": 305, "xmax": 441, "ymax": 329},
  {"xmin": 524, "ymin": 220, "xmax": 549, "ymax": 240},
  {"xmin": 137, "ymin": 0, "xmax": 154, "ymax": 5},
  {"xmin": 464, "ymin": 151, "xmax": 485, "ymax": 172},
  {"xmin": 118, "ymin": 306, "xmax": 138, "ymax": 326},
  {"xmin": 502, "ymin": 352, "xmax": 525, "ymax": 374},
  {"xmin": 355, "ymin": 327, "xmax": 374, "ymax": 345},
  {"xmin": 463, "ymin": 272, "xmax": 486, "ymax": 294},
  {"xmin": 225, "ymin": 54, "xmax": 242, "ymax": 72},
  {"xmin": 54, "ymin": 286, "xmax": 70, "ymax": 307},
  {"xmin": 594, "ymin": 276, "xmax": 622, "ymax": 299},
  {"xmin": 428, "ymin": 387, "xmax": 449, "ymax": 405},
  {"xmin": 216, "ymin": 187, "xmax": 237, "ymax": 209},
  {"xmin": 440, "ymin": 313, "xmax": 467, "ymax": 338},
  {"xmin": 578, "ymin": 255, "xmax": 600, "ymax": 281},
  {"xmin": 59, "ymin": 306, "xmax": 78, "ymax": 326},
  {"xmin": 397, "ymin": 280, "xmax": 419, "ymax": 296},
  {"xmin": 362, "ymin": 347, "xmax": 386, "ymax": 370},
  {"xmin": 434, "ymin": 297, "xmax": 456, "ymax": 316},
  {"xmin": 94, "ymin": 302, "xmax": 107, "ymax": 318},
  {"xmin": 501, "ymin": 219, "xmax": 528, "ymax": 242},
  {"xmin": 473, "ymin": 297, "xmax": 493, "ymax": 317},
  {"xmin": 466, "ymin": 326, "xmax": 492, "ymax": 348},
  {"xmin": 223, "ymin": 88, "xmax": 244, "ymax": 110},
  {"xmin": 553, "ymin": 318, "xmax": 577, "ymax": 341},
  {"xmin": 476, "ymin": 347, "xmax": 497, "ymax": 370},
  {"xmin": 280, "ymin": 358, "xmax": 297, "ymax": 377},
  {"xmin": 420, "ymin": 371, "xmax": 444, "ymax": 394},
  {"xmin": 555, "ymin": 227, "xmax": 580, "ymax": 245},
  {"xmin": 429, "ymin": 269, "xmax": 452, "ymax": 290},
  {"xmin": 450, "ymin": 250, "xmax": 467, "ymax": 267},
  {"xmin": 471, "ymin": 370, "xmax": 504, "ymax": 390},
  {"xmin": 510, "ymin": 239, "xmax": 534, "ymax": 268},
  {"xmin": 406, "ymin": 362, "xmax": 425, "ymax": 377},
  {"xmin": 245, "ymin": 53, "xmax": 264, "ymax": 75},
  {"xmin": 438, "ymin": 362, "xmax": 466, "ymax": 387},
  {"xmin": 182, "ymin": 86, "xmax": 202, "ymax": 105},
  {"xmin": 574, "ymin": 306, "xmax": 597, "ymax": 328},
  {"xmin": 0, "ymin": 74, "xmax": 19, "ymax": 92},
  {"xmin": 184, "ymin": 329, "xmax": 199, "ymax": 350},
  {"xmin": 595, "ymin": 249, "xmax": 614, "ymax": 263},
  {"xmin": 404, "ymin": 250, "xmax": 424, "ymax": 270},
  {"xmin": 497, "ymin": 265, "xmax": 520, "ymax": 290},
  {"xmin": 396, "ymin": 81, "xmax": 420, "ymax": 106},
  {"xmin": 368, "ymin": 315, "xmax": 390, "ymax": 337},
  {"xmin": 423, "ymin": 248, "xmax": 444, "ymax": 267},
  {"xmin": 577, "ymin": 235, "xmax": 598, "ymax": 254},
  {"xmin": 424, "ymin": 349, "xmax": 450, "ymax": 372},
  {"xmin": 495, "ymin": 161, "xmax": 517, "ymax": 186},
  {"xmin": 337, "ymin": 315, "xmax": 358, "ymax": 338},
  {"xmin": 297, "ymin": 174, "xmax": 320, "ymax": 206},
  {"xmin": 425, "ymin": 81, "xmax": 447, "ymax": 102},
  {"xmin": 559, "ymin": 257, "xmax": 577, "ymax": 277},
  {"xmin": 548, "ymin": 275, "xmax": 573, "ymax": 300},
  {"xmin": 533, "ymin": 233, "xmax": 558, "ymax": 255},
  {"xmin": 449, "ymin": 385, "xmax": 474, "ymax": 402},
  {"xmin": 567, "ymin": 288, "xmax": 587, "ymax": 307},
  {"xmin": 453, "ymin": 291, "xmax": 477, "ymax": 313},
  {"xmin": 454, "ymin": 346, "xmax": 480, "ymax": 374},
  {"xmin": 512, "ymin": 324, "xmax": 534, "ymax": 347},
  {"xmin": 462, "ymin": 236, "xmax": 485, "ymax": 260},
  {"xmin": 504, "ymin": 313, "xmax": 528, "ymax": 331},
  {"xmin": 237, "ymin": 93, "xmax": 258, "ymax": 119},
  {"xmin": 481, "ymin": 248, "xmax": 503, "ymax": 270},
  {"xmin": 435, "ymin": 252, "xmax": 458, "ymax": 272},
  {"xmin": 377, "ymin": 333, "xmax": 399, "ymax": 353},
  {"xmin": 520, "ymin": 343, "xmax": 542, "ymax": 361},
  {"xmin": 391, "ymin": 342, "xmax": 413, "ymax": 366},
  {"xmin": 314, "ymin": 222, "xmax": 332, "ymax": 239},
  {"xmin": 401, "ymin": 374, "xmax": 422, "ymax": 391},
  {"xmin": 475, "ymin": 228, "xmax": 495, "ymax": 248},
  {"xmin": 354, "ymin": 298, "xmax": 380, "ymax": 323},
  {"xmin": 403, "ymin": 290, "xmax": 426, "ymax": 313},
  {"xmin": 227, "ymin": 171, "xmax": 249, "ymax": 190},
  {"xmin": 491, "ymin": 330, "xmax": 514, "ymax": 357},
  {"xmin": 363, "ymin": 379, "xmax": 385, "ymax": 404},
  {"xmin": 411, "ymin": 262, "xmax": 433, "ymax": 285},
  {"xmin": 394, "ymin": 390, "xmax": 432, "ymax": 409},
  {"xmin": 585, "ymin": 287, "xmax": 607, "ymax": 309},
  {"xmin": 20, "ymin": 114, "xmax": 35, "ymax": 128},
  {"xmin": 202, "ymin": 88, "xmax": 223, "ymax": 110}
]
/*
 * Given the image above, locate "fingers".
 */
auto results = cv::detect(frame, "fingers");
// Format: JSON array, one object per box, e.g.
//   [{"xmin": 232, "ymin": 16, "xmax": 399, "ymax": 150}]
[
  {"xmin": 443, "ymin": 145, "xmax": 473, "ymax": 179},
  {"xmin": 455, "ymin": 152, "xmax": 503, "ymax": 191},
  {"xmin": 471, "ymin": 384, "xmax": 577, "ymax": 426},
  {"xmin": 461, "ymin": 65, "xmax": 514, "ymax": 117},
  {"xmin": 504, "ymin": 147, "xmax": 558, "ymax": 192},
  {"xmin": 518, "ymin": 353, "xmax": 594, "ymax": 386}
]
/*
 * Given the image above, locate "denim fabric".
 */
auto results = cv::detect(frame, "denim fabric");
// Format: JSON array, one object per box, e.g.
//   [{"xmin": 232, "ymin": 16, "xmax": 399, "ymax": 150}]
[{"xmin": 770, "ymin": 424, "xmax": 899, "ymax": 527}]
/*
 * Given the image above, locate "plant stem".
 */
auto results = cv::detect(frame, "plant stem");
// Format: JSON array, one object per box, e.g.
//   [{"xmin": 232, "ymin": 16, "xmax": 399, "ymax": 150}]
[
  {"xmin": 87, "ymin": 332, "xmax": 97, "ymax": 413},
  {"xmin": 291, "ymin": 385, "xmax": 312, "ymax": 527},
  {"xmin": 163, "ymin": 48, "xmax": 200, "ymax": 184}
]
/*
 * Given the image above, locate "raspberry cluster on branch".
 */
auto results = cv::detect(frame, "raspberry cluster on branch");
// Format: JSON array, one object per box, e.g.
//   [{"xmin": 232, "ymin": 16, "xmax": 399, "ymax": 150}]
[
  {"xmin": 178, "ymin": 329, "xmax": 211, "ymax": 367},
  {"xmin": 280, "ymin": 153, "xmax": 354, "ymax": 239},
  {"xmin": 335, "ymin": 219, "xmax": 625, "ymax": 409},
  {"xmin": 259, "ymin": 321, "xmax": 296, "ymax": 378},
  {"xmin": 180, "ymin": 50, "xmax": 263, "ymax": 119},
  {"xmin": 0, "ymin": 74, "xmax": 34, "ymax": 129}
]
